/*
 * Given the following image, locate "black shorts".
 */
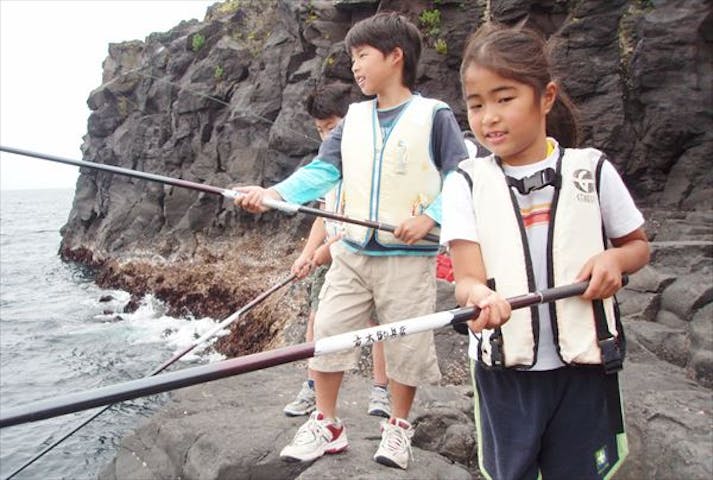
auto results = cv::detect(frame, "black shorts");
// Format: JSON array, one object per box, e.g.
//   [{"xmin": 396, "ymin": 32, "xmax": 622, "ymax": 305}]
[{"xmin": 470, "ymin": 360, "xmax": 628, "ymax": 480}]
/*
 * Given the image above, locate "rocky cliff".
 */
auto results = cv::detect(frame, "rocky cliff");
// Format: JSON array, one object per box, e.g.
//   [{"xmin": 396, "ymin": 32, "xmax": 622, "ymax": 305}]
[{"xmin": 57, "ymin": 0, "xmax": 712, "ymax": 478}]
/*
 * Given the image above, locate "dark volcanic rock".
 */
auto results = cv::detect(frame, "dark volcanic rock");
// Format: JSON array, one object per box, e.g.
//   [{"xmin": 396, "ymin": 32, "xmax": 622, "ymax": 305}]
[
  {"xmin": 98, "ymin": 364, "xmax": 475, "ymax": 480},
  {"xmin": 60, "ymin": 0, "xmax": 713, "ymax": 264}
]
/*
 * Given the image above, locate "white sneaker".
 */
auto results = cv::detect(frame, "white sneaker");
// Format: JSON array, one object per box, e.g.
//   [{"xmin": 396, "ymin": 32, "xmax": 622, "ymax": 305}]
[
  {"xmin": 280, "ymin": 411, "xmax": 349, "ymax": 462},
  {"xmin": 373, "ymin": 418, "xmax": 414, "ymax": 469},
  {"xmin": 367, "ymin": 385, "xmax": 391, "ymax": 418},
  {"xmin": 283, "ymin": 381, "xmax": 316, "ymax": 417}
]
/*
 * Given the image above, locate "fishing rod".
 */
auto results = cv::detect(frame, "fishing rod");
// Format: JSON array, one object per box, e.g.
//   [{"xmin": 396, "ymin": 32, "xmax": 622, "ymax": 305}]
[
  {"xmin": 0, "ymin": 146, "xmax": 440, "ymax": 244},
  {"xmin": 0, "ymin": 279, "xmax": 602, "ymax": 428},
  {"xmin": 3, "ymin": 274, "xmax": 296, "ymax": 480}
]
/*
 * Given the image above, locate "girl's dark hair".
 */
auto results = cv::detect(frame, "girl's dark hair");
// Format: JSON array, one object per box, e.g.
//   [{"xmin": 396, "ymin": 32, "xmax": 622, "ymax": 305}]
[
  {"xmin": 460, "ymin": 23, "xmax": 580, "ymax": 147},
  {"xmin": 305, "ymin": 83, "xmax": 351, "ymax": 120},
  {"xmin": 344, "ymin": 12, "xmax": 422, "ymax": 91}
]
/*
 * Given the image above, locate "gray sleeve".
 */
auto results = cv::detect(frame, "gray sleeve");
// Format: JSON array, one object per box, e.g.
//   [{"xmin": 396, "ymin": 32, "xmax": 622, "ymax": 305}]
[
  {"xmin": 431, "ymin": 108, "xmax": 469, "ymax": 174},
  {"xmin": 314, "ymin": 121, "xmax": 343, "ymax": 173}
]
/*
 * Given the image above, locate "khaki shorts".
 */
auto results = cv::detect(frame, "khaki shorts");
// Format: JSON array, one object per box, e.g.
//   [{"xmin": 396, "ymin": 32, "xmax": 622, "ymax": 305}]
[{"xmin": 309, "ymin": 242, "xmax": 441, "ymax": 386}]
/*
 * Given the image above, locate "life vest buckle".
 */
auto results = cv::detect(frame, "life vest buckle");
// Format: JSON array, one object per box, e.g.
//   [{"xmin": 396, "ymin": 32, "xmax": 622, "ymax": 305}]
[
  {"xmin": 506, "ymin": 168, "xmax": 561, "ymax": 195},
  {"xmin": 599, "ymin": 337, "xmax": 623, "ymax": 374},
  {"xmin": 489, "ymin": 332, "xmax": 504, "ymax": 368}
]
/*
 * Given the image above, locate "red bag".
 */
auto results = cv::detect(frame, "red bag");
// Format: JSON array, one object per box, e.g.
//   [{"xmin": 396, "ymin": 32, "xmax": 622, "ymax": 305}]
[{"xmin": 436, "ymin": 253, "xmax": 454, "ymax": 283}]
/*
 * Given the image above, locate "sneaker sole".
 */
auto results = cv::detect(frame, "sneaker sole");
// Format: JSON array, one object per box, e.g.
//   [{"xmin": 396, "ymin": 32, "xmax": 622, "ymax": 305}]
[
  {"xmin": 374, "ymin": 454, "xmax": 407, "ymax": 469},
  {"xmin": 280, "ymin": 442, "xmax": 349, "ymax": 462},
  {"xmin": 367, "ymin": 408, "xmax": 391, "ymax": 418},
  {"xmin": 283, "ymin": 407, "xmax": 316, "ymax": 417}
]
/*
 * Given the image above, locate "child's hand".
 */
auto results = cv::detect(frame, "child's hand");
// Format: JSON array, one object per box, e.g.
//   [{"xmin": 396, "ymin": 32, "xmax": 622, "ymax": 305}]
[
  {"xmin": 232, "ymin": 186, "xmax": 281, "ymax": 213},
  {"xmin": 291, "ymin": 253, "xmax": 314, "ymax": 279},
  {"xmin": 576, "ymin": 250, "xmax": 623, "ymax": 300},
  {"xmin": 394, "ymin": 215, "xmax": 435, "ymax": 244},
  {"xmin": 465, "ymin": 283, "xmax": 511, "ymax": 333},
  {"xmin": 312, "ymin": 244, "xmax": 333, "ymax": 267}
]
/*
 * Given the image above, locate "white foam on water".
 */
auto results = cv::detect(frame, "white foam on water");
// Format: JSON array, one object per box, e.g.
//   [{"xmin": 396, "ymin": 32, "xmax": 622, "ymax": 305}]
[{"xmin": 103, "ymin": 294, "xmax": 228, "ymax": 363}]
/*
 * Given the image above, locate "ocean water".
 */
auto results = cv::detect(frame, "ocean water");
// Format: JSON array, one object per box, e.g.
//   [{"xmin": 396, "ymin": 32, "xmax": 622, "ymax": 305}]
[{"xmin": 0, "ymin": 189, "xmax": 225, "ymax": 479}]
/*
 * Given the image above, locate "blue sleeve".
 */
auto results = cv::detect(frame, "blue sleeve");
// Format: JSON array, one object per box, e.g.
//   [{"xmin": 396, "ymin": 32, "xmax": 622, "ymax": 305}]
[
  {"xmin": 424, "ymin": 170, "xmax": 457, "ymax": 225},
  {"xmin": 424, "ymin": 194, "xmax": 442, "ymax": 225},
  {"xmin": 272, "ymin": 159, "xmax": 341, "ymax": 205}
]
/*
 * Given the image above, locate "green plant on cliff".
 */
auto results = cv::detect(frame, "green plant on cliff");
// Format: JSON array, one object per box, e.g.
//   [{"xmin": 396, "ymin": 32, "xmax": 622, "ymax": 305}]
[
  {"xmin": 434, "ymin": 38, "xmax": 448, "ymax": 55},
  {"xmin": 618, "ymin": 1, "xmax": 650, "ymax": 89},
  {"xmin": 227, "ymin": 1, "xmax": 278, "ymax": 57},
  {"xmin": 215, "ymin": 0, "xmax": 242, "ymax": 16},
  {"xmin": 192, "ymin": 33, "xmax": 206, "ymax": 52},
  {"xmin": 304, "ymin": 0, "xmax": 318, "ymax": 24},
  {"xmin": 214, "ymin": 65, "xmax": 224, "ymax": 80},
  {"xmin": 419, "ymin": 8, "xmax": 442, "ymax": 38},
  {"xmin": 419, "ymin": 8, "xmax": 449, "ymax": 55}
]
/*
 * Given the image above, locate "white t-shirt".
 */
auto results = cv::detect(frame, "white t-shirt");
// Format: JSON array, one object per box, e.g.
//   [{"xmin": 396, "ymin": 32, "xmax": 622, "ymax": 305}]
[{"xmin": 441, "ymin": 142, "xmax": 645, "ymax": 369}]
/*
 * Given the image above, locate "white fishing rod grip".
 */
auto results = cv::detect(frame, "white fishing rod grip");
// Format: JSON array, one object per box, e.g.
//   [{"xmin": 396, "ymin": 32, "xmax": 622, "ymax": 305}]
[
  {"xmin": 262, "ymin": 197, "xmax": 300, "ymax": 213},
  {"xmin": 221, "ymin": 189, "xmax": 299, "ymax": 213}
]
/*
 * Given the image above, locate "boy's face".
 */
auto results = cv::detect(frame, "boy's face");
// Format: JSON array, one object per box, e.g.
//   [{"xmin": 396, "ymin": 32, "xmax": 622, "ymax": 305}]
[
  {"xmin": 314, "ymin": 115, "xmax": 341, "ymax": 141},
  {"xmin": 350, "ymin": 45, "xmax": 402, "ymax": 96}
]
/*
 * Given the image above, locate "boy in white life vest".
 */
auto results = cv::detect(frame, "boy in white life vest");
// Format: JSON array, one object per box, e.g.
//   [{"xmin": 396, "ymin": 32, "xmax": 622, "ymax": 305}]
[
  {"xmin": 283, "ymin": 83, "xmax": 391, "ymax": 420},
  {"xmin": 235, "ymin": 12, "xmax": 469, "ymax": 470},
  {"xmin": 441, "ymin": 23, "xmax": 650, "ymax": 479}
]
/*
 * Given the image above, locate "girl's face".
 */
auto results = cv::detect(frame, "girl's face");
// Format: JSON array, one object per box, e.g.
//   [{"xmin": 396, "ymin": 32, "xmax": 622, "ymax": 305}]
[{"xmin": 462, "ymin": 64, "xmax": 556, "ymax": 166}]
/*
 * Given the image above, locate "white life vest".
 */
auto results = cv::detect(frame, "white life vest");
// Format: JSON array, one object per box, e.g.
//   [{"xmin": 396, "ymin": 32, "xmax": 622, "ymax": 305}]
[
  {"xmin": 340, "ymin": 96, "xmax": 444, "ymax": 251},
  {"xmin": 466, "ymin": 147, "xmax": 619, "ymax": 368},
  {"xmin": 323, "ymin": 182, "xmax": 344, "ymax": 239}
]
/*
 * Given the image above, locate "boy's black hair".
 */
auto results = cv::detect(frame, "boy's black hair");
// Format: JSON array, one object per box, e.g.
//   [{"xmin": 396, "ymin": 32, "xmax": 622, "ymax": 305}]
[
  {"xmin": 304, "ymin": 83, "xmax": 350, "ymax": 120},
  {"xmin": 344, "ymin": 12, "xmax": 422, "ymax": 91}
]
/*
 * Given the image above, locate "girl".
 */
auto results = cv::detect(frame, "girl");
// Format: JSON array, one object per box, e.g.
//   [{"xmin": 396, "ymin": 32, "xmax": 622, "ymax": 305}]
[{"xmin": 441, "ymin": 23, "xmax": 650, "ymax": 480}]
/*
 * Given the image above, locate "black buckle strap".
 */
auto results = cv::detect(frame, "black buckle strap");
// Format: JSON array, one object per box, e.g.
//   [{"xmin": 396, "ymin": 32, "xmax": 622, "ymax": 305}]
[
  {"xmin": 489, "ymin": 330, "xmax": 505, "ymax": 368},
  {"xmin": 593, "ymin": 299, "xmax": 624, "ymax": 374},
  {"xmin": 598, "ymin": 337, "xmax": 623, "ymax": 374},
  {"xmin": 506, "ymin": 168, "xmax": 560, "ymax": 195}
]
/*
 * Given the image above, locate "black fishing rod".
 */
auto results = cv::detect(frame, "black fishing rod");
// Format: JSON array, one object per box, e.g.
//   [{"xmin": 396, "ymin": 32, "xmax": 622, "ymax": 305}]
[
  {"xmin": 3, "ymin": 274, "xmax": 296, "ymax": 480},
  {"xmin": 0, "ymin": 146, "xmax": 440, "ymax": 244},
  {"xmin": 0, "ymin": 279, "xmax": 602, "ymax": 429}
]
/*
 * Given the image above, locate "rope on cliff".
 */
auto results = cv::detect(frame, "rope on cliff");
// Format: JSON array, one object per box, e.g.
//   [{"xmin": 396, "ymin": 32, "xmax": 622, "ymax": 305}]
[
  {"xmin": 0, "ymin": 278, "xmax": 619, "ymax": 429},
  {"xmin": 0, "ymin": 145, "xmax": 440, "ymax": 243},
  {"xmin": 2, "ymin": 274, "xmax": 296, "ymax": 480}
]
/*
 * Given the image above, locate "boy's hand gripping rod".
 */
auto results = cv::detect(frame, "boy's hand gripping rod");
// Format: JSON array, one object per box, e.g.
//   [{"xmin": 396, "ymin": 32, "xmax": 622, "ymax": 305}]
[
  {"xmin": 0, "ymin": 146, "xmax": 439, "ymax": 243},
  {"xmin": 0, "ymin": 279, "xmax": 619, "ymax": 429},
  {"xmin": 2, "ymin": 274, "xmax": 296, "ymax": 480}
]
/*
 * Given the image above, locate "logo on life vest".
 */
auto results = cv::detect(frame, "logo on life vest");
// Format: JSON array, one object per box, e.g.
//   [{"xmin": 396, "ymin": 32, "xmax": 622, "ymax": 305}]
[
  {"xmin": 573, "ymin": 169, "xmax": 595, "ymax": 193},
  {"xmin": 573, "ymin": 169, "xmax": 596, "ymax": 203}
]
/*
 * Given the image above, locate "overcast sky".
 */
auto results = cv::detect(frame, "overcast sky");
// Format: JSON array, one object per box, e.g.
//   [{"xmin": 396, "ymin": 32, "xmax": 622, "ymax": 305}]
[{"xmin": 0, "ymin": 0, "xmax": 216, "ymax": 191}]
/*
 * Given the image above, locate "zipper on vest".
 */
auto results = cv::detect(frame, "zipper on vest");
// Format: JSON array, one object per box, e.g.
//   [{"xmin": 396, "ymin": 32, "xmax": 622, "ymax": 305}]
[
  {"xmin": 367, "ymin": 105, "xmax": 380, "ymax": 244},
  {"xmin": 370, "ymin": 100, "xmax": 411, "ymax": 244}
]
